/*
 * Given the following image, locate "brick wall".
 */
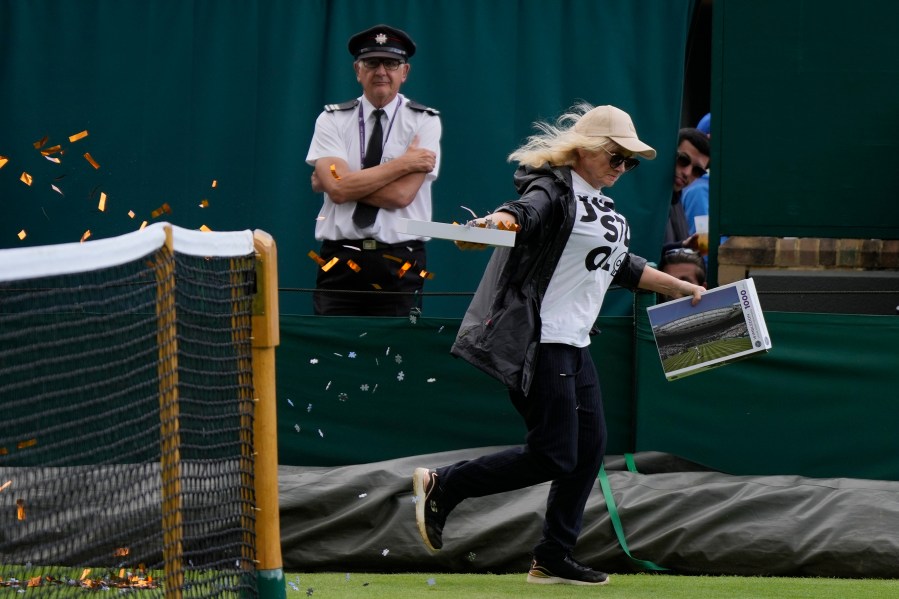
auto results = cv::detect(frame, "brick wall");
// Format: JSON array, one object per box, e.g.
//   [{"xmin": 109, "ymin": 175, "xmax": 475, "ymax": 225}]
[{"xmin": 717, "ymin": 237, "xmax": 899, "ymax": 284}]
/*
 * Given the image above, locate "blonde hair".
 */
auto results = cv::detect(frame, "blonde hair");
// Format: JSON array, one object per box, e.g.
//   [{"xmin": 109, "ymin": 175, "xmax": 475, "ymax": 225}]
[{"xmin": 507, "ymin": 102, "xmax": 613, "ymax": 168}]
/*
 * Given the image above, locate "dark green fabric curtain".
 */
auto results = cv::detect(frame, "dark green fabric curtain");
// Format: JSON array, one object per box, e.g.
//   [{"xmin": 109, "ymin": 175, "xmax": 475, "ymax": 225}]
[
  {"xmin": 276, "ymin": 314, "xmax": 636, "ymax": 466},
  {"xmin": 1, "ymin": 0, "xmax": 695, "ymax": 317},
  {"xmin": 711, "ymin": 0, "xmax": 899, "ymax": 240}
]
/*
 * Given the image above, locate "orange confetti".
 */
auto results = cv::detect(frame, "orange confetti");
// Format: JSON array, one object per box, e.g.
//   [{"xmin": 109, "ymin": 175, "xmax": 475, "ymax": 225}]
[
  {"xmin": 199, "ymin": 225, "xmax": 211, "ymax": 232},
  {"xmin": 139, "ymin": 221, "xmax": 148, "ymax": 229},
  {"xmin": 371, "ymin": 283, "xmax": 383, "ymax": 290},
  {"xmin": 128, "ymin": 210, "xmax": 135, "ymax": 218},
  {"xmin": 44, "ymin": 156, "xmax": 61, "ymax": 164},
  {"xmin": 0, "ymin": 156, "xmax": 8, "ymax": 169},
  {"xmin": 397, "ymin": 261, "xmax": 413, "ymax": 278},
  {"xmin": 382, "ymin": 253, "xmax": 403, "ymax": 264},
  {"xmin": 321, "ymin": 257, "xmax": 339, "ymax": 272},
  {"xmin": 17, "ymin": 230, "xmax": 26, "ymax": 241},
  {"xmin": 80, "ymin": 568, "xmax": 91, "ymax": 581},
  {"xmin": 114, "ymin": 547, "xmax": 130, "ymax": 557},
  {"xmin": 83, "ymin": 152, "xmax": 100, "ymax": 169},
  {"xmin": 16, "ymin": 438, "xmax": 36, "ymax": 449},
  {"xmin": 20, "ymin": 172, "xmax": 33, "ymax": 186},
  {"xmin": 80, "ymin": 230, "xmax": 92, "ymax": 242},
  {"xmin": 330, "ymin": 164, "xmax": 341, "ymax": 180},
  {"xmin": 307, "ymin": 250, "xmax": 326, "ymax": 267},
  {"xmin": 419, "ymin": 269, "xmax": 435, "ymax": 280},
  {"xmin": 346, "ymin": 259, "xmax": 361, "ymax": 272},
  {"xmin": 40, "ymin": 144, "xmax": 62, "ymax": 156},
  {"xmin": 16, "ymin": 498, "xmax": 25, "ymax": 520},
  {"xmin": 27, "ymin": 576, "xmax": 41, "ymax": 587},
  {"xmin": 0, "ymin": 481, "xmax": 11, "ymax": 492},
  {"xmin": 33, "ymin": 135, "xmax": 48, "ymax": 149},
  {"xmin": 98, "ymin": 192, "xmax": 107, "ymax": 212},
  {"xmin": 69, "ymin": 130, "xmax": 89, "ymax": 143},
  {"xmin": 211, "ymin": 179, "xmax": 218, "ymax": 188},
  {"xmin": 150, "ymin": 203, "xmax": 172, "ymax": 218},
  {"xmin": 199, "ymin": 199, "xmax": 209, "ymax": 208}
]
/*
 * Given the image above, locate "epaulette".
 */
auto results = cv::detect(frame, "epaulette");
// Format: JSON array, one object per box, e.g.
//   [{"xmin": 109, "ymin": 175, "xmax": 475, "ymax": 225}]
[
  {"xmin": 406, "ymin": 100, "xmax": 440, "ymax": 115},
  {"xmin": 324, "ymin": 99, "xmax": 359, "ymax": 112}
]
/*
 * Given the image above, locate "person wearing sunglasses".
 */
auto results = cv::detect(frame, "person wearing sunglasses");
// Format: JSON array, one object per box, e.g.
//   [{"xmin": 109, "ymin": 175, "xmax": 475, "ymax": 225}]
[
  {"xmin": 412, "ymin": 104, "xmax": 705, "ymax": 586},
  {"xmin": 306, "ymin": 24, "xmax": 442, "ymax": 316},
  {"xmin": 663, "ymin": 127, "xmax": 710, "ymax": 256}
]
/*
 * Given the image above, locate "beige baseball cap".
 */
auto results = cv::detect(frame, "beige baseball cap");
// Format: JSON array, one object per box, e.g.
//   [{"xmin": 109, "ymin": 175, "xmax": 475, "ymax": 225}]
[{"xmin": 574, "ymin": 105, "xmax": 657, "ymax": 159}]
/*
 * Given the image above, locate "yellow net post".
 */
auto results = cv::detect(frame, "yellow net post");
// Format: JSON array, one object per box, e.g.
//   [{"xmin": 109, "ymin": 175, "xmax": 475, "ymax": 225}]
[
  {"xmin": 251, "ymin": 230, "xmax": 286, "ymax": 599},
  {"xmin": 155, "ymin": 226, "xmax": 184, "ymax": 599}
]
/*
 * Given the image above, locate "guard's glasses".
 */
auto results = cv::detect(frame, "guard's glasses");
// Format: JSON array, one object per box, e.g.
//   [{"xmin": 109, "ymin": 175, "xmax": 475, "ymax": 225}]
[{"xmin": 360, "ymin": 58, "xmax": 404, "ymax": 71}]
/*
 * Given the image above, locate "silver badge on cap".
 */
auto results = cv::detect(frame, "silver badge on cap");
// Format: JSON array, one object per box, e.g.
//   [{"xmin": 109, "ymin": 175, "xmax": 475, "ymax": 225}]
[{"xmin": 375, "ymin": 33, "xmax": 387, "ymax": 45}]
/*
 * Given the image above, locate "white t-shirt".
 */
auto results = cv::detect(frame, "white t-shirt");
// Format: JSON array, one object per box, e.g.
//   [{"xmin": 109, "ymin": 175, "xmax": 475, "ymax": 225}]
[
  {"xmin": 540, "ymin": 171, "xmax": 632, "ymax": 347},
  {"xmin": 305, "ymin": 93, "xmax": 442, "ymax": 244}
]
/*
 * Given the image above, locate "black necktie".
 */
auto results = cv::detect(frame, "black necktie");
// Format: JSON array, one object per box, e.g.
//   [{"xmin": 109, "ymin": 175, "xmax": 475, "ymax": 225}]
[{"xmin": 353, "ymin": 108, "xmax": 384, "ymax": 228}]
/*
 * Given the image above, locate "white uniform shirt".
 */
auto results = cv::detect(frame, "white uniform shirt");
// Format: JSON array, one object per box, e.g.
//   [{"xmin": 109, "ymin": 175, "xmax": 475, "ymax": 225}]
[
  {"xmin": 305, "ymin": 93, "xmax": 442, "ymax": 244},
  {"xmin": 540, "ymin": 171, "xmax": 632, "ymax": 347}
]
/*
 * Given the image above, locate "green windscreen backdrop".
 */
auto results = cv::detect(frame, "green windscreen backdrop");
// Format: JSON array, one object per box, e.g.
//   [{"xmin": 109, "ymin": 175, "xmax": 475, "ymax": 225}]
[
  {"xmin": 276, "ymin": 315, "xmax": 637, "ymax": 467},
  {"xmin": 712, "ymin": 0, "xmax": 899, "ymax": 240},
  {"xmin": 0, "ymin": 0, "xmax": 695, "ymax": 318}
]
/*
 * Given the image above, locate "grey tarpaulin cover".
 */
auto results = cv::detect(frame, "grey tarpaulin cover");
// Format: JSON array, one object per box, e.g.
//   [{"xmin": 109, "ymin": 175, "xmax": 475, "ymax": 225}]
[{"xmin": 279, "ymin": 447, "xmax": 899, "ymax": 577}]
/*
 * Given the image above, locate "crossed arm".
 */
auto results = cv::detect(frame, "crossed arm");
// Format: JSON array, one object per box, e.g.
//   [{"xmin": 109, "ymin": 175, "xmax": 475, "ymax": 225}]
[{"xmin": 311, "ymin": 135, "xmax": 436, "ymax": 210}]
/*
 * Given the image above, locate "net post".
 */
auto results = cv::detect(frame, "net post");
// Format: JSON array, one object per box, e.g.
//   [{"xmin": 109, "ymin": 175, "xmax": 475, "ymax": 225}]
[
  {"xmin": 156, "ymin": 225, "xmax": 184, "ymax": 599},
  {"xmin": 251, "ymin": 230, "xmax": 286, "ymax": 599}
]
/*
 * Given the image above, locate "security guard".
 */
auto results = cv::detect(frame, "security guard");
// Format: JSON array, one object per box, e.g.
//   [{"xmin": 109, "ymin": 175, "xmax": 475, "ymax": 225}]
[{"xmin": 306, "ymin": 24, "xmax": 442, "ymax": 316}]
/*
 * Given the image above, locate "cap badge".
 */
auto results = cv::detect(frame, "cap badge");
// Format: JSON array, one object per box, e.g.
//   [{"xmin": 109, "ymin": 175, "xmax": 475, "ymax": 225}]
[{"xmin": 375, "ymin": 33, "xmax": 387, "ymax": 45}]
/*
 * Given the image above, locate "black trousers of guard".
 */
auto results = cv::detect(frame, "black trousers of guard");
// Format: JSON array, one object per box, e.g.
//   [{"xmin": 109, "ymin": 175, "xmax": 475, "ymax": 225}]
[
  {"xmin": 435, "ymin": 343, "xmax": 607, "ymax": 561},
  {"xmin": 313, "ymin": 239, "xmax": 426, "ymax": 316}
]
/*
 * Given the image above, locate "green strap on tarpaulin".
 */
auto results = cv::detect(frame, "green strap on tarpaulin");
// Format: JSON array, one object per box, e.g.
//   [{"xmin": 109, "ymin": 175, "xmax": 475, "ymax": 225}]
[{"xmin": 598, "ymin": 453, "xmax": 669, "ymax": 571}]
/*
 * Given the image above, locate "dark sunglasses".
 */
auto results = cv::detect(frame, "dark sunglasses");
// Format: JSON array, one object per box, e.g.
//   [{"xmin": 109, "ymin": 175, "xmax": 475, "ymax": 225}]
[
  {"xmin": 676, "ymin": 151, "xmax": 707, "ymax": 178},
  {"xmin": 599, "ymin": 146, "xmax": 640, "ymax": 171}
]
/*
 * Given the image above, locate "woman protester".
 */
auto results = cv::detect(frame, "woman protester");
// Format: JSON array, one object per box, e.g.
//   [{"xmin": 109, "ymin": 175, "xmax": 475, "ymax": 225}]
[{"xmin": 412, "ymin": 104, "xmax": 704, "ymax": 586}]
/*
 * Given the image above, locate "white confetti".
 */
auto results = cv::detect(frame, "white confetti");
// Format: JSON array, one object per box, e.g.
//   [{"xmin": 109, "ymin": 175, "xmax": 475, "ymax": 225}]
[
  {"xmin": 427, "ymin": 378, "xmax": 436, "ymax": 383},
  {"xmin": 385, "ymin": 346, "xmax": 391, "ymax": 356},
  {"xmin": 325, "ymin": 381, "xmax": 331, "ymax": 390},
  {"xmin": 333, "ymin": 352, "xmax": 343, "ymax": 357},
  {"xmin": 309, "ymin": 358, "xmax": 319, "ymax": 364},
  {"xmin": 437, "ymin": 326, "xmax": 445, "ymax": 333},
  {"xmin": 359, "ymin": 332, "xmax": 368, "ymax": 337},
  {"xmin": 294, "ymin": 424, "xmax": 301, "ymax": 433},
  {"xmin": 372, "ymin": 384, "xmax": 378, "ymax": 394},
  {"xmin": 381, "ymin": 549, "xmax": 389, "ymax": 557},
  {"xmin": 345, "ymin": 573, "xmax": 351, "ymax": 582},
  {"xmin": 348, "ymin": 351, "xmax": 357, "ymax": 359},
  {"xmin": 394, "ymin": 354, "xmax": 403, "ymax": 364},
  {"xmin": 287, "ymin": 398, "xmax": 294, "ymax": 407},
  {"xmin": 307, "ymin": 403, "xmax": 313, "ymax": 412},
  {"xmin": 358, "ymin": 493, "xmax": 367, "ymax": 498},
  {"xmin": 318, "ymin": 429, "xmax": 324, "ymax": 438},
  {"xmin": 361, "ymin": 384, "xmax": 369, "ymax": 391},
  {"xmin": 460, "ymin": 205, "xmax": 478, "ymax": 219},
  {"xmin": 426, "ymin": 577, "xmax": 437, "ymax": 586},
  {"xmin": 397, "ymin": 371, "xmax": 405, "ymax": 382},
  {"xmin": 338, "ymin": 392, "xmax": 348, "ymax": 402}
]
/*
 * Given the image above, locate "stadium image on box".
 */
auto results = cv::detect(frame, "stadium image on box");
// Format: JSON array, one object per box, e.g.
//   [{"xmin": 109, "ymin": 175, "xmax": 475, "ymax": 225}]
[{"xmin": 647, "ymin": 278, "xmax": 772, "ymax": 381}]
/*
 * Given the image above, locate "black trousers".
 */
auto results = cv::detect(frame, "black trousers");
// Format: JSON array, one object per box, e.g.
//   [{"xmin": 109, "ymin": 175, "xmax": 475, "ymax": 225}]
[
  {"xmin": 435, "ymin": 344, "xmax": 607, "ymax": 559},
  {"xmin": 313, "ymin": 239, "xmax": 426, "ymax": 316}
]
